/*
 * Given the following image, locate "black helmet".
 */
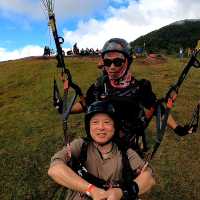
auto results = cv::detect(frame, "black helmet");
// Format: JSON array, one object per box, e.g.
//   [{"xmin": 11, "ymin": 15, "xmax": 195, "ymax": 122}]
[
  {"xmin": 85, "ymin": 101, "xmax": 118, "ymax": 140},
  {"xmin": 101, "ymin": 38, "xmax": 132, "ymax": 60}
]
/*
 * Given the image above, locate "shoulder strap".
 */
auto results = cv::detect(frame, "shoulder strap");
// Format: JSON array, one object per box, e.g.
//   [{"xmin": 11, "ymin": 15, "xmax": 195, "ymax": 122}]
[
  {"xmin": 79, "ymin": 138, "xmax": 89, "ymax": 164},
  {"xmin": 73, "ymin": 138, "xmax": 108, "ymax": 188},
  {"xmin": 121, "ymin": 149, "xmax": 138, "ymax": 183}
]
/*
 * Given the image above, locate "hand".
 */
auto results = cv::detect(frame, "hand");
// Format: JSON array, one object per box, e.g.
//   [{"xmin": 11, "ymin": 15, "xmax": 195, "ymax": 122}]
[
  {"xmin": 90, "ymin": 187, "xmax": 107, "ymax": 200},
  {"xmin": 105, "ymin": 188, "xmax": 123, "ymax": 200},
  {"xmin": 134, "ymin": 164, "xmax": 155, "ymax": 195}
]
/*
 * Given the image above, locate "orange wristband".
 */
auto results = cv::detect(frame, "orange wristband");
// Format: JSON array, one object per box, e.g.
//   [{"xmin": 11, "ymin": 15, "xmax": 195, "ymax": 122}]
[{"xmin": 85, "ymin": 184, "xmax": 95, "ymax": 196}]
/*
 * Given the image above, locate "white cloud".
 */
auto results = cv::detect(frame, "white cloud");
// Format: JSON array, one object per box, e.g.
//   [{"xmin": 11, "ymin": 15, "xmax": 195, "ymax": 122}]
[
  {"xmin": 0, "ymin": 0, "xmax": 107, "ymax": 20},
  {"xmin": 110, "ymin": 0, "xmax": 130, "ymax": 4},
  {"xmin": 0, "ymin": 45, "xmax": 44, "ymax": 62},
  {"xmin": 53, "ymin": 0, "xmax": 106, "ymax": 19},
  {"xmin": 1, "ymin": 0, "xmax": 200, "ymax": 61},
  {"xmin": 63, "ymin": 0, "xmax": 200, "ymax": 50},
  {"xmin": 0, "ymin": 0, "xmax": 42, "ymax": 20}
]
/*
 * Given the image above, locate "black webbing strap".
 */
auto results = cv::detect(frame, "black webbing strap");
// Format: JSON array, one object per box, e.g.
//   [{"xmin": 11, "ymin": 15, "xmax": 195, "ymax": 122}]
[{"xmin": 187, "ymin": 101, "xmax": 200, "ymax": 133}]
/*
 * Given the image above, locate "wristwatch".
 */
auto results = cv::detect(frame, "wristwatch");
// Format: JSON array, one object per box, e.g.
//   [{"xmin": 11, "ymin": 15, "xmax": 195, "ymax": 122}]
[{"xmin": 122, "ymin": 181, "xmax": 139, "ymax": 199}]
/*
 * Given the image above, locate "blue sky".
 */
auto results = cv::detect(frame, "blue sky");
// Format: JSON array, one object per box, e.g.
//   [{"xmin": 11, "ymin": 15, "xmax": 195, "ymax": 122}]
[{"xmin": 0, "ymin": 0, "xmax": 200, "ymax": 61}]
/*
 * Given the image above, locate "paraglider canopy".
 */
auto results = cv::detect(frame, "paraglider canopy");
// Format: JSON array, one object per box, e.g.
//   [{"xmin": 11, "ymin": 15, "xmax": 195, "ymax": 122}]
[{"xmin": 41, "ymin": 0, "xmax": 55, "ymax": 15}]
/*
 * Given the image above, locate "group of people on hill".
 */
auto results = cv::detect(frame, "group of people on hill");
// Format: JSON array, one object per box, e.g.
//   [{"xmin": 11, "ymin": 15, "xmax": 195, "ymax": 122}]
[
  {"xmin": 43, "ymin": 46, "xmax": 54, "ymax": 57},
  {"xmin": 72, "ymin": 43, "xmax": 100, "ymax": 56},
  {"xmin": 43, "ymin": 44, "xmax": 100, "ymax": 57},
  {"xmin": 48, "ymin": 38, "xmax": 194, "ymax": 200}
]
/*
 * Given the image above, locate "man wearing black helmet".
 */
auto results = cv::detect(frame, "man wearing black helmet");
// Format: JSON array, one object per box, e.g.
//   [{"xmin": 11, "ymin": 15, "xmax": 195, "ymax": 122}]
[
  {"xmin": 49, "ymin": 101, "xmax": 155, "ymax": 200},
  {"xmin": 73, "ymin": 38, "xmax": 192, "ymax": 154}
]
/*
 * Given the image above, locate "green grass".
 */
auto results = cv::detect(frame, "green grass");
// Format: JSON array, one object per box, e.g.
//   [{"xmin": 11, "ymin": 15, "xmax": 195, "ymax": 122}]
[{"xmin": 0, "ymin": 55, "xmax": 200, "ymax": 200}]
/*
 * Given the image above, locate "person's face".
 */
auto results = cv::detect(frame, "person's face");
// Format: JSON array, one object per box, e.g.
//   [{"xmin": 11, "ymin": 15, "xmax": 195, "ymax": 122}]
[
  {"xmin": 90, "ymin": 113, "xmax": 115, "ymax": 145},
  {"xmin": 103, "ymin": 52, "xmax": 127, "ymax": 79}
]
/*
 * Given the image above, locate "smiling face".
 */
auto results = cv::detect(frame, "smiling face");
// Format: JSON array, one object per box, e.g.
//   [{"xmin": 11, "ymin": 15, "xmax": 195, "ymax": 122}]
[
  {"xmin": 103, "ymin": 51, "xmax": 128, "ymax": 79},
  {"xmin": 89, "ymin": 113, "xmax": 115, "ymax": 145}
]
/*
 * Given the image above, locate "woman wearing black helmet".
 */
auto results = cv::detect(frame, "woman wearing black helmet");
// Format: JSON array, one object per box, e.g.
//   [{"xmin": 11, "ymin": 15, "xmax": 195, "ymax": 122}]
[
  {"xmin": 72, "ymin": 37, "xmax": 193, "ymax": 155},
  {"xmin": 48, "ymin": 101, "xmax": 155, "ymax": 200}
]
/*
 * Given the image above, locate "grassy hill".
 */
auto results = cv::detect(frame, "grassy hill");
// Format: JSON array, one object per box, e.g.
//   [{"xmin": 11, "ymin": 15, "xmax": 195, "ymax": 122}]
[
  {"xmin": 130, "ymin": 19, "xmax": 200, "ymax": 54},
  {"xmin": 0, "ymin": 55, "xmax": 200, "ymax": 200}
]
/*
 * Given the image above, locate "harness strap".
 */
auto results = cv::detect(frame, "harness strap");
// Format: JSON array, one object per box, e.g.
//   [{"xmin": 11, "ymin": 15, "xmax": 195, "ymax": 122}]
[
  {"xmin": 187, "ymin": 101, "xmax": 200, "ymax": 132},
  {"xmin": 72, "ymin": 139, "xmax": 139, "ymax": 200},
  {"xmin": 145, "ymin": 100, "xmax": 170, "ymax": 161},
  {"xmin": 53, "ymin": 79, "xmax": 63, "ymax": 114}
]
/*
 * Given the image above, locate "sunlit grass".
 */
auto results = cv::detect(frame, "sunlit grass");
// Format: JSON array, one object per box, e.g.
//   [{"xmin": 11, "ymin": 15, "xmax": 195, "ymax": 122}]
[{"xmin": 0, "ymin": 55, "xmax": 200, "ymax": 200}]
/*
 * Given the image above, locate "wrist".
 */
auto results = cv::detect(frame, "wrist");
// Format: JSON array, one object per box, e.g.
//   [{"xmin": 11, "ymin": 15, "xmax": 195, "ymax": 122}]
[
  {"xmin": 174, "ymin": 125, "xmax": 189, "ymax": 136},
  {"xmin": 79, "ymin": 100, "xmax": 86, "ymax": 112},
  {"xmin": 116, "ymin": 188, "xmax": 123, "ymax": 199},
  {"xmin": 85, "ymin": 183, "xmax": 95, "ymax": 197}
]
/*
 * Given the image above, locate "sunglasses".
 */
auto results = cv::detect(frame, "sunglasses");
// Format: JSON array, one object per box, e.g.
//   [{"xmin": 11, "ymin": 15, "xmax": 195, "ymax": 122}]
[{"xmin": 103, "ymin": 58, "xmax": 125, "ymax": 67}]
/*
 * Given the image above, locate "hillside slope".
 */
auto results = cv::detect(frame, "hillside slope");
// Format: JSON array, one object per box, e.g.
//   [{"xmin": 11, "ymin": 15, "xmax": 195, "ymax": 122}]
[
  {"xmin": 130, "ymin": 19, "xmax": 200, "ymax": 54},
  {"xmin": 0, "ymin": 56, "xmax": 200, "ymax": 199}
]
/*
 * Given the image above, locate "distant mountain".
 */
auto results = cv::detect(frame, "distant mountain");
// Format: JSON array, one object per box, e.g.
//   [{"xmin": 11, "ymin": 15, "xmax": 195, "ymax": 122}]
[{"xmin": 130, "ymin": 19, "xmax": 200, "ymax": 54}]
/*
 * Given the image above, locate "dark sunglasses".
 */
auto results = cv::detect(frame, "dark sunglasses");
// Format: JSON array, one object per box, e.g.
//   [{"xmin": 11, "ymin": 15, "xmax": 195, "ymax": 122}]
[{"xmin": 103, "ymin": 58, "xmax": 125, "ymax": 67}]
